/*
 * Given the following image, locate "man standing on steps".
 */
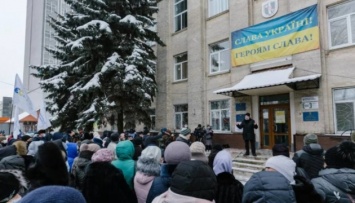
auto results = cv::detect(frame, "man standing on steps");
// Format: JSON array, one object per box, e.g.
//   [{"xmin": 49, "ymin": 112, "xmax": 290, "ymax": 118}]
[{"xmin": 236, "ymin": 113, "xmax": 258, "ymax": 157}]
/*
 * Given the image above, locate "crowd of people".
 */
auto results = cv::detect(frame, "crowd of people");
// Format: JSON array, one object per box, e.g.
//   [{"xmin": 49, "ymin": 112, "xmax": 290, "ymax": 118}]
[{"xmin": 0, "ymin": 127, "xmax": 354, "ymax": 203}]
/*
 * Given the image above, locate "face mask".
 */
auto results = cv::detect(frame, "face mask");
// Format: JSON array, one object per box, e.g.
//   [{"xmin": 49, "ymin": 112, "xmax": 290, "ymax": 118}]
[{"xmin": 245, "ymin": 116, "xmax": 250, "ymax": 120}]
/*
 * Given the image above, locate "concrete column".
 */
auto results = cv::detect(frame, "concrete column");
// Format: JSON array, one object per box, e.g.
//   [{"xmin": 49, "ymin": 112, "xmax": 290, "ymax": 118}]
[
  {"xmin": 252, "ymin": 95, "xmax": 260, "ymax": 148},
  {"xmin": 290, "ymin": 91, "xmax": 297, "ymax": 151}
]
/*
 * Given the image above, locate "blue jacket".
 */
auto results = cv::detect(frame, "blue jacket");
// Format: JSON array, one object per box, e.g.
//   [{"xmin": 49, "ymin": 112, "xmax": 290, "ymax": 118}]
[
  {"xmin": 312, "ymin": 168, "xmax": 355, "ymax": 203},
  {"xmin": 146, "ymin": 163, "xmax": 177, "ymax": 203},
  {"xmin": 242, "ymin": 171, "xmax": 296, "ymax": 203}
]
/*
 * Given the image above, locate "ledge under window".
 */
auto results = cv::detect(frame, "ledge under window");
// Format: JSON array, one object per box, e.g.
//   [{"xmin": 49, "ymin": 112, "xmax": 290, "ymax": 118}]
[
  {"xmin": 172, "ymin": 28, "xmax": 187, "ymax": 36},
  {"xmin": 207, "ymin": 10, "xmax": 229, "ymax": 21},
  {"xmin": 172, "ymin": 79, "xmax": 188, "ymax": 84},
  {"xmin": 208, "ymin": 69, "xmax": 231, "ymax": 77}
]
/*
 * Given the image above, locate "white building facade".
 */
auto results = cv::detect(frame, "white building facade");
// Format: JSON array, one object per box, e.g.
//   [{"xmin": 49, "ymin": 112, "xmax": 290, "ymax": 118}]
[{"xmin": 154, "ymin": 0, "xmax": 355, "ymax": 150}]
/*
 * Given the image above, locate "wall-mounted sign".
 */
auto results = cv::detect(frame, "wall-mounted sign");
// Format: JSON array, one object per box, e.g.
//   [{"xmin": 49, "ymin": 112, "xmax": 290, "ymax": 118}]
[
  {"xmin": 231, "ymin": 4, "xmax": 319, "ymax": 66},
  {"xmin": 275, "ymin": 110, "xmax": 286, "ymax": 123},
  {"xmin": 301, "ymin": 96, "xmax": 318, "ymax": 102},
  {"xmin": 262, "ymin": 0, "xmax": 278, "ymax": 18},
  {"xmin": 236, "ymin": 114, "xmax": 245, "ymax": 122},
  {"xmin": 302, "ymin": 96, "xmax": 319, "ymax": 110},
  {"xmin": 236, "ymin": 103, "xmax": 246, "ymax": 111},
  {"xmin": 303, "ymin": 112, "xmax": 319, "ymax": 122}
]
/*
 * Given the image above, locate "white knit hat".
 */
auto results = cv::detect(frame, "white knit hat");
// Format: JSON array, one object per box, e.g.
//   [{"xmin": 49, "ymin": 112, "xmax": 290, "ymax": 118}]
[{"xmin": 265, "ymin": 155, "xmax": 296, "ymax": 184}]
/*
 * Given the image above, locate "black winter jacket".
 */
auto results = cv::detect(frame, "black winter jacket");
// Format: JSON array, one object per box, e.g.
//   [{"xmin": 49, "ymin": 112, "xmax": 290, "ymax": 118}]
[
  {"xmin": 312, "ymin": 168, "xmax": 355, "ymax": 203},
  {"xmin": 242, "ymin": 171, "xmax": 296, "ymax": 203},
  {"xmin": 292, "ymin": 175, "xmax": 323, "ymax": 203},
  {"xmin": 0, "ymin": 155, "xmax": 34, "ymax": 172},
  {"xmin": 236, "ymin": 119, "xmax": 258, "ymax": 140},
  {"xmin": 293, "ymin": 143, "xmax": 324, "ymax": 179},
  {"xmin": 0, "ymin": 145, "xmax": 16, "ymax": 161},
  {"xmin": 146, "ymin": 164, "xmax": 177, "ymax": 203},
  {"xmin": 143, "ymin": 133, "xmax": 163, "ymax": 148},
  {"xmin": 175, "ymin": 136, "xmax": 190, "ymax": 146},
  {"xmin": 215, "ymin": 172, "xmax": 243, "ymax": 203}
]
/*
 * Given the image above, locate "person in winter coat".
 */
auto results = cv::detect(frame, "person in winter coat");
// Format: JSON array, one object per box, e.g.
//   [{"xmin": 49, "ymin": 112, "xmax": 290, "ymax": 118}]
[
  {"xmin": 236, "ymin": 113, "xmax": 258, "ymax": 156},
  {"xmin": 152, "ymin": 160, "xmax": 217, "ymax": 203},
  {"xmin": 0, "ymin": 143, "xmax": 18, "ymax": 161},
  {"xmin": 242, "ymin": 155, "xmax": 297, "ymax": 203},
  {"xmin": 134, "ymin": 146, "xmax": 162, "ymax": 203},
  {"xmin": 26, "ymin": 142, "xmax": 69, "ymax": 191},
  {"xmin": 91, "ymin": 148, "xmax": 115, "ymax": 163},
  {"xmin": 213, "ymin": 150, "xmax": 243, "ymax": 203},
  {"xmin": 190, "ymin": 141, "xmax": 208, "ymax": 163},
  {"xmin": 312, "ymin": 141, "xmax": 355, "ymax": 202},
  {"xmin": 208, "ymin": 144, "xmax": 223, "ymax": 168},
  {"xmin": 204, "ymin": 125, "xmax": 213, "ymax": 151},
  {"xmin": 175, "ymin": 128, "xmax": 191, "ymax": 146},
  {"xmin": 107, "ymin": 132, "xmax": 119, "ymax": 159},
  {"xmin": 111, "ymin": 140, "xmax": 136, "ymax": 189},
  {"xmin": 82, "ymin": 162, "xmax": 137, "ymax": 203},
  {"xmin": 66, "ymin": 142, "xmax": 78, "ymax": 172},
  {"xmin": 292, "ymin": 175, "xmax": 323, "ymax": 203},
  {"xmin": 143, "ymin": 128, "xmax": 170, "ymax": 148},
  {"xmin": 0, "ymin": 169, "xmax": 28, "ymax": 202},
  {"xmin": 293, "ymin": 133, "xmax": 324, "ymax": 179},
  {"xmin": 70, "ymin": 143, "xmax": 100, "ymax": 190},
  {"xmin": 0, "ymin": 141, "xmax": 34, "ymax": 172},
  {"xmin": 146, "ymin": 141, "xmax": 191, "ymax": 203},
  {"xmin": 132, "ymin": 137, "xmax": 143, "ymax": 161}
]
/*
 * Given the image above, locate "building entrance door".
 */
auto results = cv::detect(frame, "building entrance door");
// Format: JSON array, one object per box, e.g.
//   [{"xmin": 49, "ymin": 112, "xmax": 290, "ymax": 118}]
[{"xmin": 259, "ymin": 94, "xmax": 291, "ymax": 149}]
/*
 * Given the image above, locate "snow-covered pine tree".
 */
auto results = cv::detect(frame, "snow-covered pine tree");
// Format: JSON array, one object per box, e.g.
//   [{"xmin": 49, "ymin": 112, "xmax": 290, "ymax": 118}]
[{"xmin": 31, "ymin": 0, "xmax": 164, "ymax": 132}]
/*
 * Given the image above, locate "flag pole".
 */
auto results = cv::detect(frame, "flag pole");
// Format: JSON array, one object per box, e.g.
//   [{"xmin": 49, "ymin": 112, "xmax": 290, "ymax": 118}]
[{"xmin": 8, "ymin": 103, "xmax": 13, "ymax": 135}]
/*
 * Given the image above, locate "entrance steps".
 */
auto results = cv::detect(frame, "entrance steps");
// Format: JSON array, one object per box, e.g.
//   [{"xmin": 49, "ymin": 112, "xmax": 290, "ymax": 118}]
[{"xmin": 227, "ymin": 149, "xmax": 273, "ymax": 184}]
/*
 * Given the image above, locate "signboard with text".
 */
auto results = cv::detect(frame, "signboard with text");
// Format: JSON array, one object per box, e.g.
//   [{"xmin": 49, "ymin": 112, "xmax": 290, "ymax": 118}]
[{"xmin": 231, "ymin": 4, "xmax": 319, "ymax": 66}]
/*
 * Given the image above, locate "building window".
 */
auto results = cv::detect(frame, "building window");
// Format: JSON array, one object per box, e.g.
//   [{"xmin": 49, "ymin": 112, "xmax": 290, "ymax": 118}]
[
  {"xmin": 333, "ymin": 87, "xmax": 355, "ymax": 133},
  {"xmin": 174, "ymin": 53, "xmax": 188, "ymax": 81},
  {"xmin": 210, "ymin": 100, "xmax": 230, "ymax": 131},
  {"xmin": 174, "ymin": 0, "xmax": 187, "ymax": 32},
  {"xmin": 148, "ymin": 109, "xmax": 156, "ymax": 130},
  {"xmin": 208, "ymin": 0, "xmax": 229, "ymax": 17},
  {"xmin": 210, "ymin": 40, "xmax": 230, "ymax": 73},
  {"xmin": 175, "ymin": 104, "xmax": 188, "ymax": 130},
  {"xmin": 328, "ymin": 0, "xmax": 355, "ymax": 49}
]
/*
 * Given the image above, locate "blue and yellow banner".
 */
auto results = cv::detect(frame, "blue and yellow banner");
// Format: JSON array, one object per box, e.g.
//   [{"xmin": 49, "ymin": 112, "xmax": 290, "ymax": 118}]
[{"xmin": 231, "ymin": 4, "xmax": 319, "ymax": 66}]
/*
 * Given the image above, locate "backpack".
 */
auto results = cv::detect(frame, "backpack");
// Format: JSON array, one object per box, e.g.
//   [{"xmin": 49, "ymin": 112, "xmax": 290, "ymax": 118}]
[{"xmin": 292, "ymin": 175, "xmax": 322, "ymax": 203}]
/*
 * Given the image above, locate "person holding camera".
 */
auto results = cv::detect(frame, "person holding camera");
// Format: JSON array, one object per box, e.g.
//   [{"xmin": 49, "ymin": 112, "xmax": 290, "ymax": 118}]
[{"xmin": 236, "ymin": 113, "xmax": 258, "ymax": 156}]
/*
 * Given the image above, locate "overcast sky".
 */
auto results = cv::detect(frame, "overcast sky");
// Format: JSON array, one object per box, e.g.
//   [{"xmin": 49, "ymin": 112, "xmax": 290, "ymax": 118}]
[{"xmin": 0, "ymin": 1, "xmax": 27, "ymax": 100}]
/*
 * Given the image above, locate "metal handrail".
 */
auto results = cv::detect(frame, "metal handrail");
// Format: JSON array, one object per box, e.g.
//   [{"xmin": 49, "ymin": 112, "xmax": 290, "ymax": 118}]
[{"xmin": 340, "ymin": 129, "xmax": 354, "ymax": 137}]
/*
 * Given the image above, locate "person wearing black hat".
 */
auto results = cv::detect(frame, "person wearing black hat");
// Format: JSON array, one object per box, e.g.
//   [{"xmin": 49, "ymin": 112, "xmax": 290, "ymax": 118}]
[
  {"xmin": 236, "ymin": 113, "xmax": 258, "ymax": 156},
  {"xmin": 311, "ymin": 141, "xmax": 355, "ymax": 202}
]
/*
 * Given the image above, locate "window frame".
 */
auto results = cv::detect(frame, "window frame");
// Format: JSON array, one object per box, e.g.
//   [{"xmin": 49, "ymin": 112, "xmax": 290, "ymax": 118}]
[
  {"xmin": 174, "ymin": 0, "xmax": 188, "ymax": 32},
  {"xmin": 174, "ymin": 53, "xmax": 188, "ymax": 81},
  {"xmin": 209, "ymin": 40, "xmax": 230, "ymax": 74},
  {"xmin": 210, "ymin": 100, "xmax": 231, "ymax": 132},
  {"xmin": 328, "ymin": 1, "xmax": 355, "ymax": 49},
  {"xmin": 333, "ymin": 87, "xmax": 355, "ymax": 134},
  {"xmin": 174, "ymin": 104, "xmax": 188, "ymax": 130},
  {"xmin": 208, "ymin": 0, "xmax": 229, "ymax": 18}
]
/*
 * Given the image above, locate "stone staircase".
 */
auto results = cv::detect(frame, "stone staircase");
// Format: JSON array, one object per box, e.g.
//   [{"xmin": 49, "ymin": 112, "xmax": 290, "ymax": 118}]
[{"xmin": 228, "ymin": 149, "xmax": 273, "ymax": 184}]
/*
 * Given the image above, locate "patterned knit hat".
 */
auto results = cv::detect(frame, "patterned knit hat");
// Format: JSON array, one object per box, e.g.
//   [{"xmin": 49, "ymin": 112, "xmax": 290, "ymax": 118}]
[
  {"xmin": 79, "ymin": 143, "xmax": 100, "ymax": 153},
  {"xmin": 179, "ymin": 128, "xmax": 191, "ymax": 137},
  {"xmin": 92, "ymin": 148, "xmax": 115, "ymax": 163}
]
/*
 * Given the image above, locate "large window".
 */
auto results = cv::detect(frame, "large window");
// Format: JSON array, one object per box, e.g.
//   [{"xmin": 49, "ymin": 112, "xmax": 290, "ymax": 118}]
[
  {"xmin": 333, "ymin": 87, "xmax": 355, "ymax": 133},
  {"xmin": 175, "ymin": 104, "xmax": 188, "ymax": 130},
  {"xmin": 174, "ymin": 53, "xmax": 188, "ymax": 81},
  {"xmin": 148, "ymin": 109, "xmax": 156, "ymax": 130},
  {"xmin": 208, "ymin": 0, "xmax": 229, "ymax": 17},
  {"xmin": 174, "ymin": 0, "xmax": 187, "ymax": 32},
  {"xmin": 210, "ymin": 100, "xmax": 230, "ymax": 131},
  {"xmin": 328, "ymin": 0, "xmax": 355, "ymax": 49},
  {"xmin": 210, "ymin": 40, "xmax": 230, "ymax": 73}
]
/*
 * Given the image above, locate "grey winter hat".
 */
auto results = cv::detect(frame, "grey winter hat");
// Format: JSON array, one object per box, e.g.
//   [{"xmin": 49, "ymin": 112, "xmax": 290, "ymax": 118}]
[
  {"xmin": 303, "ymin": 133, "xmax": 318, "ymax": 145},
  {"xmin": 179, "ymin": 128, "xmax": 191, "ymax": 137}
]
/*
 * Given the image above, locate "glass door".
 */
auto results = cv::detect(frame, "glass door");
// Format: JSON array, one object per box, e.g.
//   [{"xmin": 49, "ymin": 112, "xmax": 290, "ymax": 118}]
[{"xmin": 260, "ymin": 105, "xmax": 290, "ymax": 149}]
